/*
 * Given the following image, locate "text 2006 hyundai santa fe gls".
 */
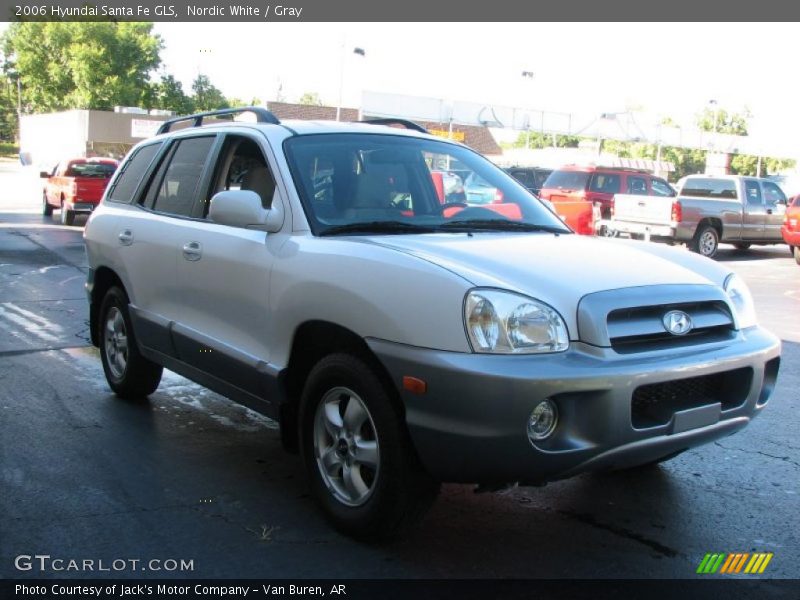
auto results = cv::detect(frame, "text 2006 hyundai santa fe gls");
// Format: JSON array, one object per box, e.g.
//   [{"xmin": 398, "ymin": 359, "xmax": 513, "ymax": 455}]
[{"xmin": 83, "ymin": 108, "xmax": 781, "ymax": 540}]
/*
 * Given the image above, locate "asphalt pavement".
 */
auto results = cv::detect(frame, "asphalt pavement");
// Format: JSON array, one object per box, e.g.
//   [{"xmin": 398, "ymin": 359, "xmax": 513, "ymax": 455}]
[{"xmin": 0, "ymin": 160, "xmax": 798, "ymax": 583}]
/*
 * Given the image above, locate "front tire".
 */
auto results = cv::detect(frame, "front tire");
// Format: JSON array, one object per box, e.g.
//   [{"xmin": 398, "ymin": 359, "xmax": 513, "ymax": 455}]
[
  {"xmin": 42, "ymin": 193, "xmax": 53, "ymax": 216},
  {"xmin": 733, "ymin": 242, "xmax": 751, "ymax": 251},
  {"xmin": 794, "ymin": 246, "xmax": 800, "ymax": 265},
  {"xmin": 299, "ymin": 353, "xmax": 439, "ymax": 540},
  {"xmin": 99, "ymin": 286, "xmax": 162, "ymax": 398},
  {"xmin": 690, "ymin": 224, "xmax": 719, "ymax": 258}
]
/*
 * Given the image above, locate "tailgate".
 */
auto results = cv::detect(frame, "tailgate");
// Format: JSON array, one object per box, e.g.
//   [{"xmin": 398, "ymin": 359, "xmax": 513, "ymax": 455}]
[
  {"xmin": 74, "ymin": 177, "xmax": 111, "ymax": 202},
  {"xmin": 613, "ymin": 193, "xmax": 672, "ymax": 225}
]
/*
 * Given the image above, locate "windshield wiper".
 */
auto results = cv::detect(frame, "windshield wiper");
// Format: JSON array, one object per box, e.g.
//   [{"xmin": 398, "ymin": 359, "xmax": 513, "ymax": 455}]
[
  {"xmin": 438, "ymin": 220, "xmax": 570, "ymax": 234},
  {"xmin": 320, "ymin": 221, "xmax": 439, "ymax": 236}
]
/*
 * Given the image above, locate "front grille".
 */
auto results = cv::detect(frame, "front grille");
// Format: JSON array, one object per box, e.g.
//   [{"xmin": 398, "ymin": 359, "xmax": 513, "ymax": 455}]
[
  {"xmin": 631, "ymin": 367, "xmax": 752, "ymax": 429},
  {"xmin": 609, "ymin": 301, "xmax": 735, "ymax": 353}
]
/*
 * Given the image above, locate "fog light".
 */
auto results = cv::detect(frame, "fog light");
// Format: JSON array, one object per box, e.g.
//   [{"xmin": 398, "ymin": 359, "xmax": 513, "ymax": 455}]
[{"xmin": 527, "ymin": 400, "xmax": 558, "ymax": 441}]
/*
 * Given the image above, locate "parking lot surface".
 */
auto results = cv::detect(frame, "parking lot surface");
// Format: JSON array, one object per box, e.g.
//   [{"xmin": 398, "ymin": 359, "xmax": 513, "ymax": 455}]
[{"xmin": 1, "ymin": 162, "xmax": 798, "ymax": 581}]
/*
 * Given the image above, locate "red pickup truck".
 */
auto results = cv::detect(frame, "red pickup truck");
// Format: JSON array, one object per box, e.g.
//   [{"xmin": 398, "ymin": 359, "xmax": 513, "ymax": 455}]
[{"xmin": 41, "ymin": 158, "xmax": 119, "ymax": 225}]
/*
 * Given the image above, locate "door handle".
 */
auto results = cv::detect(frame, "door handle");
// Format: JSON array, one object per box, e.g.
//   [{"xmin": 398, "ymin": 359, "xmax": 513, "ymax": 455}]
[
  {"xmin": 182, "ymin": 241, "xmax": 202, "ymax": 261},
  {"xmin": 766, "ymin": 208, "xmax": 773, "ymax": 215},
  {"xmin": 118, "ymin": 230, "xmax": 133, "ymax": 246}
]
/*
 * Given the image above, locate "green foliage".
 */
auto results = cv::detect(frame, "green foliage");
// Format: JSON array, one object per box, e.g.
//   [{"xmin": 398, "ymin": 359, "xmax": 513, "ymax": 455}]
[
  {"xmin": 696, "ymin": 107, "xmax": 748, "ymax": 135},
  {"xmin": 298, "ymin": 92, "xmax": 323, "ymax": 106},
  {"xmin": 191, "ymin": 74, "xmax": 229, "ymax": 112},
  {"xmin": 0, "ymin": 141, "xmax": 18, "ymax": 156},
  {"xmin": 151, "ymin": 74, "xmax": 193, "ymax": 115},
  {"xmin": 0, "ymin": 77, "xmax": 18, "ymax": 141},
  {"xmin": 2, "ymin": 22, "xmax": 162, "ymax": 111},
  {"xmin": 510, "ymin": 131, "xmax": 580, "ymax": 149}
]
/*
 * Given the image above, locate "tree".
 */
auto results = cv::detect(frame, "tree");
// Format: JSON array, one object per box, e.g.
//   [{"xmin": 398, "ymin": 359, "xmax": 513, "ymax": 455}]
[
  {"xmin": 696, "ymin": 107, "xmax": 748, "ymax": 135},
  {"xmin": 152, "ymin": 74, "xmax": 193, "ymax": 114},
  {"xmin": 298, "ymin": 91, "xmax": 323, "ymax": 106},
  {"xmin": 509, "ymin": 131, "xmax": 580, "ymax": 149},
  {"xmin": 191, "ymin": 74, "xmax": 228, "ymax": 112},
  {"xmin": 2, "ymin": 22, "xmax": 162, "ymax": 112}
]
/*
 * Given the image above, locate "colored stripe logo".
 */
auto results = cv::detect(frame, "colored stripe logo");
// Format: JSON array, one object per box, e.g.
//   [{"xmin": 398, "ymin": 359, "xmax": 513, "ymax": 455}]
[{"xmin": 697, "ymin": 552, "xmax": 773, "ymax": 574}]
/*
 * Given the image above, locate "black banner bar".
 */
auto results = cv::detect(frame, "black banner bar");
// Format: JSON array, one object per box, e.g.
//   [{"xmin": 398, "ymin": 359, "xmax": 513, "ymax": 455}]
[
  {"xmin": 2, "ymin": 0, "xmax": 800, "ymax": 22},
  {"xmin": 2, "ymin": 579, "xmax": 799, "ymax": 600}
]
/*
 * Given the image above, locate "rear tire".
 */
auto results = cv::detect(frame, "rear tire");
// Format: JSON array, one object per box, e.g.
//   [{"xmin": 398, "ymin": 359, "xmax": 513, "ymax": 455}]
[
  {"xmin": 60, "ymin": 201, "xmax": 75, "ymax": 226},
  {"xmin": 42, "ymin": 193, "xmax": 53, "ymax": 216},
  {"xmin": 690, "ymin": 224, "xmax": 719, "ymax": 258},
  {"xmin": 299, "ymin": 353, "xmax": 439, "ymax": 540},
  {"xmin": 99, "ymin": 286, "xmax": 162, "ymax": 399}
]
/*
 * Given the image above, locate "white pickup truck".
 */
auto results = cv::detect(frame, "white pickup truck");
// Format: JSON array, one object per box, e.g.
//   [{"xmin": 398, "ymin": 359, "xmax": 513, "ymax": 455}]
[{"xmin": 602, "ymin": 175, "xmax": 788, "ymax": 258}]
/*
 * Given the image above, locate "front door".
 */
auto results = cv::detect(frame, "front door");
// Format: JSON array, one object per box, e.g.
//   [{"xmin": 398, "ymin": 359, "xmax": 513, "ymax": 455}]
[
  {"xmin": 742, "ymin": 179, "xmax": 766, "ymax": 240},
  {"xmin": 761, "ymin": 181, "xmax": 788, "ymax": 241}
]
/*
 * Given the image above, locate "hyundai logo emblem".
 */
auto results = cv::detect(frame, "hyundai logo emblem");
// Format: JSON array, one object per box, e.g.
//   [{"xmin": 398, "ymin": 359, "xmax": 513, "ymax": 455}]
[{"xmin": 663, "ymin": 310, "xmax": 693, "ymax": 336}]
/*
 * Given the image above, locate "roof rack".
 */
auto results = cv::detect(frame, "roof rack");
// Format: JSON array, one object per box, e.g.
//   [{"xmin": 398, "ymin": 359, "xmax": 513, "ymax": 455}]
[
  {"xmin": 361, "ymin": 118, "xmax": 428, "ymax": 134},
  {"xmin": 156, "ymin": 107, "xmax": 281, "ymax": 135}
]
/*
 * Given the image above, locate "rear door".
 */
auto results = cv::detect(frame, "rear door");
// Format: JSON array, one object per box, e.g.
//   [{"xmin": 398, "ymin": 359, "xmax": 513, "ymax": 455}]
[
  {"xmin": 761, "ymin": 181, "xmax": 787, "ymax": 240},
  {"xmin": 742, "ymin": 179, "xmax": 766, "ymax": 240},
  {"xmin": 586, "ymin": 171, "xmax": 621, "ymax": 218}
]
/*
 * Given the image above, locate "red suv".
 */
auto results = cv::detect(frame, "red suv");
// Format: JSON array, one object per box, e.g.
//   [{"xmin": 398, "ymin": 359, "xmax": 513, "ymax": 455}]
[
  {"xmin": 539, "ymin": 165, "xmax": 675, "ymax": 235},
  {"xmin": 782, "ymin": 195, "xmax": 800, "ymax": 264}
]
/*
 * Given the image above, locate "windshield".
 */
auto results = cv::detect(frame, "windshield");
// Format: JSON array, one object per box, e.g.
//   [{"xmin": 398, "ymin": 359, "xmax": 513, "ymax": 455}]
[{"xmin": 284, "ymin": 134, "xmax": 570, "ymax": 236}]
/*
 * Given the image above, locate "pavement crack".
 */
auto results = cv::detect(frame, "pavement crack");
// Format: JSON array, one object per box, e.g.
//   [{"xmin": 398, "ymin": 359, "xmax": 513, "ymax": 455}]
[
  {"xmin": 556, "ymin": 509, "xmax": 679, "ymax": 558},
  {"xmin": 714, "ymin": 441, "xmax": 800, "ymax": 469}
]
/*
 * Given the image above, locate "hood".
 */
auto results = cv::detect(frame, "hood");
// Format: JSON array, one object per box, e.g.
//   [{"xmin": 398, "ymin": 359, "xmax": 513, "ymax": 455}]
[{"xmin": 355, "ymin": 233, "xmax": 732, "ymax": 338}]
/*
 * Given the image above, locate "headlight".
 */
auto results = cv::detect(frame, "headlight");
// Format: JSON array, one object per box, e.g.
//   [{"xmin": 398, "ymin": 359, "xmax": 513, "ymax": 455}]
[
  {"xmin": 464, "ymin": 289, "xmax": 569, "ymax": 354},
  {"xmin": 724, "ymin": 273, "xmax": 757, "ymax": 329}
]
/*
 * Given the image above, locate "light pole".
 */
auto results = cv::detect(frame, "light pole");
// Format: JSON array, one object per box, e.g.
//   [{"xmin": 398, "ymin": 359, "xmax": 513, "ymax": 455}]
[
  {"xmin": 521, "ymin": 70, "xmax": 534, "ymax": 149},
  {"xmin": 336, "ymin": 45, "xmax": 365, "ymax": 122}
]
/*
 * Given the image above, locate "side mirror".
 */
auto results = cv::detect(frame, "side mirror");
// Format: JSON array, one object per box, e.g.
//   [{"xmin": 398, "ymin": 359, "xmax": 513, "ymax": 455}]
[
  {"xmin": 39, "ymin": 171, "xmax": 50, "ymax": 178},
  {"xmin": 209, "ymin": 190, "xmax": 282, "ymax": 231}
]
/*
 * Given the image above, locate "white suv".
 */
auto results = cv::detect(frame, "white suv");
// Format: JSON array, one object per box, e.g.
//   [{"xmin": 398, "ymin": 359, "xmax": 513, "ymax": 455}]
[{"xmin": 84, "ymin": 108, "xmax": 781, "ymax": 539}]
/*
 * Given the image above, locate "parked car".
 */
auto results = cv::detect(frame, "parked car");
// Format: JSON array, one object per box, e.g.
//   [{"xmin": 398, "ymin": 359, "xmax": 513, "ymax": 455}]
[
  {"xmin": 605, "ymin": 175, "xmax": 788, "ymax": 258},
  {"xmin": 505, "ymin": 166, "xmax": 553, "ymax": 196},
  {"xmin": 782, "ymin": 194, "xmax": 800, "ymax": 264},
  {"xmin": 464, "ymin": 172, "xmax": 503, "ymax": 204},
  {"xmin": 41, "ymin": 157, "xmax": 119, "ymax": 225},
  {"xmin": 84, "ymin": 108, "xmax": 780, "ymax": 540},
  {"xmin": 539, "ymin": 166, "xmax": 675, "ymax": 235},
  {"xmin": 430, "ymin": 170, "xmax": 466, "ymax": 203}
]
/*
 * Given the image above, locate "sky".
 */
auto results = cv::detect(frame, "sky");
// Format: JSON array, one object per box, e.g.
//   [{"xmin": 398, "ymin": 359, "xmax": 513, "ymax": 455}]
[{"xmin": 153, "ymin": 22, "xmax": 800, "ymax": 148}]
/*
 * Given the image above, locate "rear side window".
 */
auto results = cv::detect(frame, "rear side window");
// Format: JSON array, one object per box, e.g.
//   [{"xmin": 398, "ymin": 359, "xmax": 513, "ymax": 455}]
[
  {"xmin": 543, "ymin": 170, "xmax": 590, "ymax": 191},
  {"xmin": 744, "ymin": 181, "xmax": 762, "ymax": 205},
  {"xmin": 150, "ymin": 137, "xmax": 215, "ymax": 217},
  {"xmin": 589, "ymin": 173, "xmax": 621, "ymax": 194},
  {"xmin": 681, "ymin": 178, "xmax": 738, "ymax": 199},
  {"xmin": 107, "ymin": 143, "xmax": 162, "ymax": 203}
]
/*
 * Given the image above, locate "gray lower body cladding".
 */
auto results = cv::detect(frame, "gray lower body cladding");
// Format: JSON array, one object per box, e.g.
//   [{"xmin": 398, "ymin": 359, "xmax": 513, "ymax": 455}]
[{"xmin": 368, "ymin": 327, "xmax": 780, "ymax": 485}]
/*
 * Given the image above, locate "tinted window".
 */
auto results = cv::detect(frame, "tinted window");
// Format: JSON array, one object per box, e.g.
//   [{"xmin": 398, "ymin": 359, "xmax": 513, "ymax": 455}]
[
  {"xmin": 682, "ymin": 178, "xmax": 738, "ymax": 199},
  {"xmin": 66, "ymin": 162, "xmax": 117, "ymax": 178},
  {"xmin": 762, "ymin": 181, "xmax": 787, "ymax": 205},
  {"xmin": 793, "ymin": 196, "xmax": 800, "ymax": 207},
  {"xmin": 509, "ymin": 170, "xmax": 535, "ymax": 188},
  {"xmin": 744, "ymin": 180, "xmax": 762, "ymax": 205},
  {"xmin": 107, "ymin": 143, "xmax": 161, "ymax": 203},
  {"xmin": 589, "ymin": 173, "xmax": 621, "ymax": 194},
  {"xmin": 543, "ymin": 170, "xmax": 590, "ymax": 191},
  {"xmin": 626, "ymin": 176, "xmax": 648, "ymax": 195},
  {"xmin": 651, "ymin": 178, "xmax": 675, "ymax": 197},
  {"xmin": 151, "ymin": 137, "xmax": 215, "ymax": 217}
]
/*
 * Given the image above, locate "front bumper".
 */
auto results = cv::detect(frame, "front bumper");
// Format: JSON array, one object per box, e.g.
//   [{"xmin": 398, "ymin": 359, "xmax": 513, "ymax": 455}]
[{"xmin": 368, "ymin": 327, "xmax": 780, "ymax": 484}]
